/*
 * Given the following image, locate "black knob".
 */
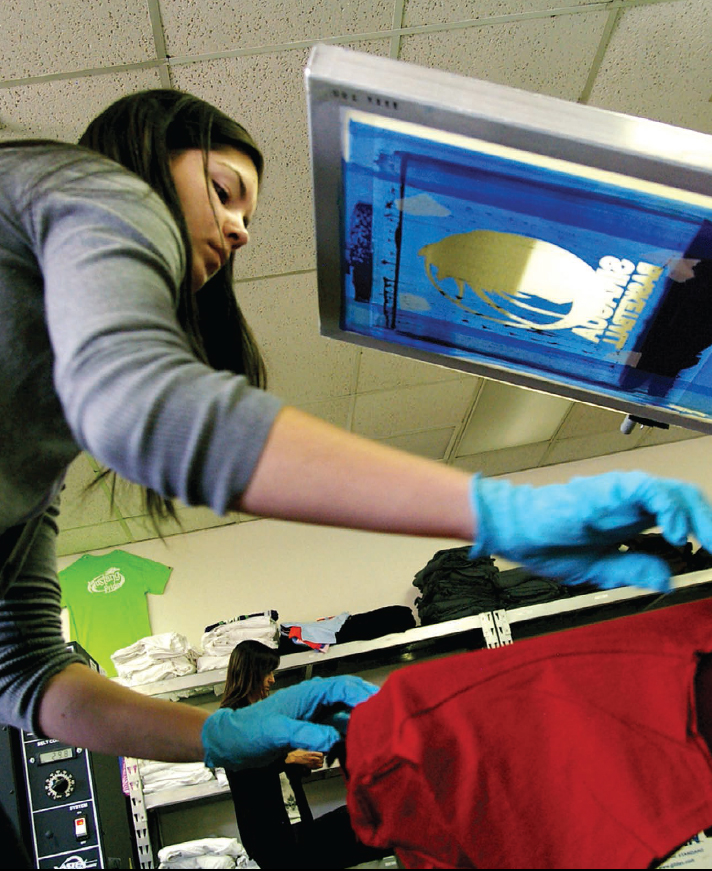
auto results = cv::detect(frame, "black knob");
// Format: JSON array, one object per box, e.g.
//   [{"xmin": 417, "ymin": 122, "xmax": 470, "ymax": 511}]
[{"xmin": 44, "ymin": 770, "xmax": 76, "ymax": 800}]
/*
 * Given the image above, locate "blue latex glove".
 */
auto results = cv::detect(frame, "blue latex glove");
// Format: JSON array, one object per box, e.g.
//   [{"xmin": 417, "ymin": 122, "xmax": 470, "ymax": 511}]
[
  {"xmin": 470, "ymin": 471, "xmax": 712, "ymax": 592},
  {"xmin": 202, "ymin": 675, "xmax": 378, "ymax": 770}
]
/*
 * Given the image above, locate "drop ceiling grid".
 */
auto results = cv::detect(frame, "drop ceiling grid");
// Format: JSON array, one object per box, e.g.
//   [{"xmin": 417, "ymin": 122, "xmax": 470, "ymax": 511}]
[
  {"xmin": 586, "ymin": 0, "xmax": 712, "ymax": 133},
  {"xmin": 0, "ymin": 1, "xmax": 690, "ymax": 87},
  {"xmin": 157, "ymin": 0, "xmax": 397, "ymax": 57},
  {"xmin": 0, "ymin": 69, "xmax": 165, "ymax": 142},
  {"xmin": 0, "ymin": 0, "xmax": 156, "ymax": 82},
  {"xmin": 402, "ymin": 0, "xmax": 596, "ymax": 27},
  {"xmin": 399, "ymin": 8, "xmax": 612, "ymax": 100},
  {"xmin": 236, "ymin": 271, "xmax": 359, "ymax": 404}
]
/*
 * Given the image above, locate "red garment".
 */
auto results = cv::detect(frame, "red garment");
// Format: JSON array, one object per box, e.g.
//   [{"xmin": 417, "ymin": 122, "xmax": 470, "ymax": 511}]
[
  {"xmin": 287, "ymin": 626, "xmax": 328, "ymax": 652},
  {"xmin": 345, "ymin": 599, "xmax": 712, "ymax": 869}
]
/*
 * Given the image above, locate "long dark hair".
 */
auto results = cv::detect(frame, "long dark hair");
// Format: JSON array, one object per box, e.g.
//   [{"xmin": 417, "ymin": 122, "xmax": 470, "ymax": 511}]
[
  {"xmin": 220, "ymin": 640, "xmax": 280, "ymax": 710},
  {"xmin": 75, "ymin": 89, "xmax": 267, "ymax": 523}
]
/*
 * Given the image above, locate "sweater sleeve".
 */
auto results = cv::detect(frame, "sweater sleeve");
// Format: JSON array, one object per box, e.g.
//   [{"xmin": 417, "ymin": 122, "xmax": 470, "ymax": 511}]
[
  {"xmin": 0, "ymin": 499, "xmax": 84, "ymax": 734},
  {"xmin": 29, "ymin": 152, "xmax": 282, "ymax": 515}
]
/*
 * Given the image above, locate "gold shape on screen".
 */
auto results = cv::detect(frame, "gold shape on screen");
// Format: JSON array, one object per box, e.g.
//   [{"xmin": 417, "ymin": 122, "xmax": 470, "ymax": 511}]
[{"xmin": 419, "ymin": 230, "xmax": 612, "ymax": 331}]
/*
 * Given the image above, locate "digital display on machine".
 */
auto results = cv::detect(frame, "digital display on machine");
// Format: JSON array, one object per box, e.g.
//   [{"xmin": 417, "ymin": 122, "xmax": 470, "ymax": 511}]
[{"xmin": 39, "ymin": 746, "xmax": 74, "ymax": 765}]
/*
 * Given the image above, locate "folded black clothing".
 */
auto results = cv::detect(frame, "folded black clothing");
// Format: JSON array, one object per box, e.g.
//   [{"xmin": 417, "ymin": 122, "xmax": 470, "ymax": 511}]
[
  {"xmin": 335, "ymin": 606, "xmax": 416, "ymax": 643},
  {"xmin": 495, "ymin": 568, "xmax": 570, "ymax": 607},
  {"xmin": 278, "ymin": 634, "xmax": 301, "ymax": 656},
  {"xmin": 418, "ymin": 599, "xmax": 496, "ymax": 626},
  {"xmin": 691, "ymin": 546, "xmax": 712, "ymax": 573},
  {"xmin": 412, "ymin": 548, "xmax": 499, "ymax": 594},
  {"xmin": 413, "ymin": 547, "xmax": 577, "ymax": 625}
]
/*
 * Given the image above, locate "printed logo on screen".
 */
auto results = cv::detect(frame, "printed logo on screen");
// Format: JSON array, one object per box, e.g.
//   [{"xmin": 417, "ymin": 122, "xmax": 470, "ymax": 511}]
[
  {"xmin": 419, "ymin": 231, "xmax": 663, "ymax": 351},
  {"xmin": 87, "ymin": 568, "xmax": 125, "ymax": 594}
]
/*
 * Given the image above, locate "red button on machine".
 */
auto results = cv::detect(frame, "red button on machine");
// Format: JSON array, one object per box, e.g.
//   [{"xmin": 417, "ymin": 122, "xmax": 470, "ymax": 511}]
[{"xmin": 74, "ymin": 816, "xmax": 88, "ymax": 839}]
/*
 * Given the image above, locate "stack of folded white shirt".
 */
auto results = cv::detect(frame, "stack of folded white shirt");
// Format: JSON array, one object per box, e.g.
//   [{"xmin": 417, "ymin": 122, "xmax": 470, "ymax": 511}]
[
  {"xmin": 157, "ymin": 837, "xmax": 254, "ymax": 869},
  {"xmin": 197, "ymin": 611, "xmax": 279, "ymax": 672},
  {"xmin": 138, "ymin": 759, "xmax": 222, "ymax": 794},
  {"xmin": 111, "ymin": 632, "xmax": 199, "ymax": 686}
]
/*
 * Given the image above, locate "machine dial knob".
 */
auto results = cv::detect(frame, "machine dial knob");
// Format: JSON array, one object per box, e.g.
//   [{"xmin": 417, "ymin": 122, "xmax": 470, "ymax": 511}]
[{"xmin": 44, "ymin": 769, "xmax": 76, "ymax": 800}]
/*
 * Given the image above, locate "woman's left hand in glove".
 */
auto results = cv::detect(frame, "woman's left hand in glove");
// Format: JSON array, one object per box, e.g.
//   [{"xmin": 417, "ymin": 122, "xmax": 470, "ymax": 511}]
[{"xmin": 202, "ymin": 674, "xmax": 378, "ymax": 770}]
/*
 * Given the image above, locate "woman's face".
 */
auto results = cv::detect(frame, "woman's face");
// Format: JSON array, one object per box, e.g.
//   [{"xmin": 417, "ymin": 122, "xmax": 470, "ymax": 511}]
[
  {"xmin": 259, "ymin": 670, "xmax": 276, "ymax": 701},
  {"xmin": 169, "ymin": 146, "xmax": 259, "ymax": 293}
]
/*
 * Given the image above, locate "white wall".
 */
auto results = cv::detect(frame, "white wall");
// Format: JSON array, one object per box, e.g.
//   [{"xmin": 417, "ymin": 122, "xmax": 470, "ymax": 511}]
[{"xmin": 58, "ymin": 435, "xmax": 712, "ymax": 651}]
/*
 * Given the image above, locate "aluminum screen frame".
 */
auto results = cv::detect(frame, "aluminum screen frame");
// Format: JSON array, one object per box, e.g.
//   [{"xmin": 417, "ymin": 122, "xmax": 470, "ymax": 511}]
[{"xmin": 305, "ymin": 44, "xmax": 712, "ymax": 432}]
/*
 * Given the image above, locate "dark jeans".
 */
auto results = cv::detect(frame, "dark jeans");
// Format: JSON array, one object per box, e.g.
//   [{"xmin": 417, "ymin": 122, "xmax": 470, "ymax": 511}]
[{"xmin": 295, "ymin": 804, "xmax": 391, "ymax": 869}]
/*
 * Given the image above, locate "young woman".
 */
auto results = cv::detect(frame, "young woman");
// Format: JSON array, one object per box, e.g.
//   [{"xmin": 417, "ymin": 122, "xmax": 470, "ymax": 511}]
[
  {"xmin": 220, "ymin": 641, "xmax": 388, "ymax": 869},
  {"xmin": 1, "ymin": 87, "xmax": 712, "ymax": 864}
]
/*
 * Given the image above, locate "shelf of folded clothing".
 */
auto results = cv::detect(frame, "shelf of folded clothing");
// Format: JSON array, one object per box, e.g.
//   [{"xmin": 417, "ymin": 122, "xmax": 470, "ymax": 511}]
[
  {"xmin": 144, "ymin": 777, "xmax": 231, "ymax": 810},
  {"xmin": 121, "ymin": 567, "xmax": 712, "ymax": 701},
  {"xmin": 119, "ymin": 666, "xmax": 230, "ymax": 701},
  {"xmin": 121, "ymin": 616, "xmax": 487, "ymax": 700}
]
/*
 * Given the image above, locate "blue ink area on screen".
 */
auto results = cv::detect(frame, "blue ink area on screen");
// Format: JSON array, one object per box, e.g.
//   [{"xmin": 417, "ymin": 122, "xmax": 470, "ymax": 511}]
[{"xmin": 340, "ymin": 116, "xmax": 712, "ymax": 424}]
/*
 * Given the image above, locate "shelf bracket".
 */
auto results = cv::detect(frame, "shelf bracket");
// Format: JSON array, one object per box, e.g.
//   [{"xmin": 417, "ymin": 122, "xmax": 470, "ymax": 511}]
[
  {"xmin": 125, "ymin": 756, "xmax": 155, "ymax": 868},
  {"xmin": 481, "ymin": 610, "xmax": 513, "ymax": 648}
]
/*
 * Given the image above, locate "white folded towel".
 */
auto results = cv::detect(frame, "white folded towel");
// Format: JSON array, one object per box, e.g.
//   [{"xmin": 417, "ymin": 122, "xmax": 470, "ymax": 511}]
[
  {"xmin": 201, "ymin": 615, "xmax": 278, "ymax": 657},
  {"xmin": 158, "ymin": 837, "xmax": 246, "ymax": 866},
  {"xmin": 196, "ymin": 653, "xmax": 231, "ymax": 673},
  {"xmin": 138, "ymin": 759, "xmax": 216, "ymax": 794},
  {"xmin": 111, "ymin": 632, "xmax": 199, "ymax": 685}
]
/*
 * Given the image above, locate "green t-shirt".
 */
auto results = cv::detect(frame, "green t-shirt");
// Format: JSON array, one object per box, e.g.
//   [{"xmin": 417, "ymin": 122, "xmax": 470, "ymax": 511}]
[{"xmin": 60, "ymin": 550, "xmax": 172, "ymax": 676}]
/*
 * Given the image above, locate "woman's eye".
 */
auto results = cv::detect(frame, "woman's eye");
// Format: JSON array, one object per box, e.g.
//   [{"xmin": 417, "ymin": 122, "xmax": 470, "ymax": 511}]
[{"xmin": 212, "ymin": 181, "xmax": 229, "ymax": 204}]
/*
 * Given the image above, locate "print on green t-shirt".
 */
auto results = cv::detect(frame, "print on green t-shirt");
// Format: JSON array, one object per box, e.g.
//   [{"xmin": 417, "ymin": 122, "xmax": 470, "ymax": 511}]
[{"xmin": 59, "ymin": 550, "xmax": 172, "ymax": 676}]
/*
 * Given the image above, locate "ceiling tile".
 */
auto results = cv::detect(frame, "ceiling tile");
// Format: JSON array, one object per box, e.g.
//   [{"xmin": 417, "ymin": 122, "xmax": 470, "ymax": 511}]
[
  {"xmin": 344, "ymin": 37, "xmax": 396, "ymax": 57},
  {"xmin": 160, "ymin": 0, "xmax": 395, "ymax": 57},
  {"xmin": 637, "ymin": 424, "xmax": 706, "ymax": 448},
  {"xmin": 59, "ymin": 454, "xmax": 116, "ymax": 529},
  {"xmin": 542, "ymin": 427, "xmax": 647, "ymax": 467},
  {"xmin": 376, "ymin": 426, "xmax": 455, "ymax": 460},
  {"xmin": 57, "ymin": 520, "xmax": 133, "ymax": 558},
  {"xmin": 236, "ymin": 271, "xmax": 359, "ymax": 404},
  {"xmin": 352, "ymin": 378, "xmax": 476, "ymax": 439},
  {"xmin": 399, "ymin": 9, "xmax": 609, "ymax": 100},
  {"xmin": 0, "ymin": 69, "xmax": 164, "ymax": 142},
  {"xmin": 110, "ymin": 477, "xmax": 147, "ymax": 519},
  {"xmin": 403, "ymin": 1, "xmax": 595, "ymax": 27},
  {"xmin": 357, "ymin": 346, "xmax": 474, "ymax": 392},
  {"xmin": 295, "ymin": 395, "xmax": 353, "ymax": 429},
  {"xmin": 127, "ymin": 505, "xmax": 238, "ymax": 540},
  {"xmin": 588, "ymin": 0, "xmax": 712, "ymax": 134},
  {"xmin": 458, "ymin": 381, "xmax": 572, "ymax": 455},
  {"xmin": 556, "ymin": 402, "xmax": 630, "ymax": 440},
  {"xmin": 0, "ymin": 0, "xmax": 155, "ymax": 81},
  {"xmin": 453, "ymin": 440, "xmax": 550, "ymax": 476}
]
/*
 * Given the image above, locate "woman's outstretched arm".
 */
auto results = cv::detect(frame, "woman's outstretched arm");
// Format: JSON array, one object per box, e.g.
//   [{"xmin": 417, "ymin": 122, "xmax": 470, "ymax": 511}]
[{"xmin": 237, "ymin": 406, "xmax": 475, "ymax": 540}]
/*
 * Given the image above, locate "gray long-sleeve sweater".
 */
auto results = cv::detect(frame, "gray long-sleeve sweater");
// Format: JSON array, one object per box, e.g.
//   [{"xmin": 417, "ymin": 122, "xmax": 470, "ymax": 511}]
[{"xmin": 0, "ymin": 143, "xmax": 283, "ymax": 733}]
